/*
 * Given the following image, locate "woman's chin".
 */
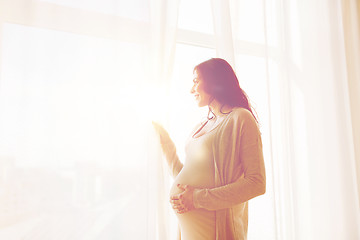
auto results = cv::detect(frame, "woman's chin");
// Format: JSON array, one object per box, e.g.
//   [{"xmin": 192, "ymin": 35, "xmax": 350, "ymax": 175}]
[{"xmin": 197, "ymin": 102, "xmax": 207, "ymax": 108}]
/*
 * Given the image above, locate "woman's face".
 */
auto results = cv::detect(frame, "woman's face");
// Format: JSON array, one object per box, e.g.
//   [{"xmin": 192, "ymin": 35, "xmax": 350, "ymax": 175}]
[{"xmin": 190, "ymin": 70, "xmax": 212, "ymax": 107}]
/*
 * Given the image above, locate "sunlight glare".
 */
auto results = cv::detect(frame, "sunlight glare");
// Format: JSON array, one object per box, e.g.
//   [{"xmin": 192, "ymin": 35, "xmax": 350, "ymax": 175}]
[{"xmin": 133, "ymin": 85, "xmax": 171, "ymax": 125}]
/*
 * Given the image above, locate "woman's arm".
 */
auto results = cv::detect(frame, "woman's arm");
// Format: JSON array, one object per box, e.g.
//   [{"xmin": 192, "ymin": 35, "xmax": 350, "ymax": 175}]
[
  {"xmin": 153, "ymin": 122, "xmax": 183, "ymax": 178},
  {"xmin": 193, "ymin": 109, "xmax": 266, "ymax": 210},
  {"xmin": 160, "ymin": 140, "xmax": 183, "ymax": 178},
  {"xmin": 193, "ymin": 141, "xmax": 265, "ymax": 210}
]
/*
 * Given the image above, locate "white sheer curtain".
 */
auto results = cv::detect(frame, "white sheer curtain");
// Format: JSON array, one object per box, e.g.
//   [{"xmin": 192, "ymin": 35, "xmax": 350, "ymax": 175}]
[
  {"xmin": 260, "ymin": 0, "xmax": 360, "ymax": 239},
  {"xmin": 1, "ymin": 0, "xmax": 360, "ymax": 239},
  {"xmin": 210, "ymin": 0, "xmax": 360, "ymax": 239},
  {"xmin": 0, "ymin": 0, "xmax": 179, "ymax": 239},
  {"xmin": 342, "ymin": 0, "xmax": 360, "ymax": 210}
]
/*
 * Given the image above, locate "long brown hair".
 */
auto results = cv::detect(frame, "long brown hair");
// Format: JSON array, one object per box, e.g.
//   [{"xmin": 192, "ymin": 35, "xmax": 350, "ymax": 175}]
[{"xmin": 194, "ymin": 58, "xmax": 258, "ymax": 122}]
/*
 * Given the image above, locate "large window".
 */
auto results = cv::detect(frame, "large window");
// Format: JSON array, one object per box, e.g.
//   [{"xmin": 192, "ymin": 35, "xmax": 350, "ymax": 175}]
[
  {"xmin": 0, "ymin": 0, "xmax": 277, "ymax": 239},
  {"xmin": 171, "ymin": 0, "xmax": 276, "ymax": 239}
]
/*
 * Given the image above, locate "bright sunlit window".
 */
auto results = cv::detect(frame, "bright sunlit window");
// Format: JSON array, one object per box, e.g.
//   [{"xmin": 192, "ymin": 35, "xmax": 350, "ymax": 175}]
[
  {"xmin": 0, "ymin": 0, "xmax": 277, "ymax": 239},
  {"xmin": 1, "ymin": 23, "xmax": 148, "ymax": 168},
  {"xmin": 0, "ymin": 22, "xmax": 151, "ymax": 239},
  {"xmin": 178, "ymin": 0, "xmax": 214, "ymax": 34},
  {"xmin": 172, "ymin": 1, "xmax": 276, "ymax": 239},
  {"xmin": 40, "ymin": 0, "xmax": 150, "ymax": 21}
]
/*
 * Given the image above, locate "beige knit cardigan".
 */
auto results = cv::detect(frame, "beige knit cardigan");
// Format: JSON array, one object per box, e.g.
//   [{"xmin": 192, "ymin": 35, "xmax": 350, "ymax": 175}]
[{"xmin": 161, "ymin": 107, "xmax": 266, "ymax": 240}]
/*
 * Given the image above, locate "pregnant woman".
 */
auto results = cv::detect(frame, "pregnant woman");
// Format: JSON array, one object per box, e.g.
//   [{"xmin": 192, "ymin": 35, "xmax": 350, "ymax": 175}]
[{"xmin": 153, "ymin": 58, "xmax": 266, "ymax": 240}]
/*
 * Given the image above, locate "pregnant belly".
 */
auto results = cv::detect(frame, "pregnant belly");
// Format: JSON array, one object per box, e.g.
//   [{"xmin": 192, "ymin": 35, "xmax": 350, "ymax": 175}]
[
  {"xmin": 169, "ymin": 165, "xmax": 215, "ymax": 197},
  {"xmin": 169, "ymin": 166, "xmax": 216, "ymax": 240}
]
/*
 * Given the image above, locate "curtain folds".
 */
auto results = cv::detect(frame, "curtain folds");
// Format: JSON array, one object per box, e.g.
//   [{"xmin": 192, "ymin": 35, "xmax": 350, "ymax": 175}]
[
  {"xmin": 196, "ymin": 0, "xmax": 360, "ymax": 239},
  {"xmin": 0, "ymin": 0, "xmax": 359, "ymax": 239},
  {"xmin": 269, "ymin": 0, "xmax": 360, "ymax": 239},
  {"xmin": 0, "ymin": 0, "xmax": 180, "ymax": 239},
  {"xmin": 341, "ymin": 0, "xmax": 360, "ymax": 208},
  {"xmin": 210, "ymin": 0, "xmax": 235, "ymax": 66},
  {"xmin": 148, "ymin": 1, "xmax": 180, "ymax": 239}
]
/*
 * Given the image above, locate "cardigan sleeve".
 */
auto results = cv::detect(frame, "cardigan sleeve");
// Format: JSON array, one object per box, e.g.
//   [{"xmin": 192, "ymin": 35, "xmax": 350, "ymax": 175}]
[
  {"xmin": 153, "ymin": 122, "xmax": 183, "ymax": 178},
  {"xmin": 161, "ymin": 139, "xmax": 183, "ymax": 178},
  {"xmin": 192, "ymin": 109, "xmax": 266, "ymax": 210}
]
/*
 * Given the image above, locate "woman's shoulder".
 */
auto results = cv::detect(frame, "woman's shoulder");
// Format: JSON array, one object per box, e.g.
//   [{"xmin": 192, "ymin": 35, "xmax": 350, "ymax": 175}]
[
  {"xmin": 229, "ymin": 107, "xmax": 256, "ymax": 123},
  {"xmin": 214, "ymin": 108, "xmax": 260, "ymax": 141}
]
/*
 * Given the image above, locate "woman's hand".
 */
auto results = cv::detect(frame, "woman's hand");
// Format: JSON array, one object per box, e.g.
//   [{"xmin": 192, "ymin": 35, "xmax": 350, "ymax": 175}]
[
  {"xmin": 152, "ymin": 121, "xmax": 171, "ymax": 145},
  {"xmin": 170, "ymin": 184, "xmax": 196, "ymax": 214}
]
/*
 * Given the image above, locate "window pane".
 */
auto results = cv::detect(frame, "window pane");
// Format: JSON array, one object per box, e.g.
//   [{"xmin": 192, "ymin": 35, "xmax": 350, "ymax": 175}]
[
  {"xmin": 0, "ymin": 23, "xmax": 148, "ymax": 168},
  {"xmin": 40, "ymin": 0, "xmax": 150, "ymax": 22},
  {"xmin": 232, "ymin": 0, "xmax": 265, "ymax": 44},
  {"xmin": 235, "ymin": 54, "xmax": 276, "ymax": 240},
  {"xmin": 265, "ymin": 0, "xmax": 279, "ymax": 47},
  {"xmin": 178, "ymin": 0, "xmax": 214, "ymax": 34},
  {"xmin": 0, "ymin": 23, "xmax": 150, "ymax": 239},
  {"xmin": 169, "ymin": 43, "xmax": 215, "ymax": 159}
]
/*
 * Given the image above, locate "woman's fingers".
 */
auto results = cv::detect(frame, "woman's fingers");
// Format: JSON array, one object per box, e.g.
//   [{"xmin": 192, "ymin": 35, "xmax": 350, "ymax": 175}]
[
  {"xmin": 170, "ymin": 195, "xmax": 187, "ymax": 213},
  {"xmin": 152, "ymin": 122, "xmax": 166, "ymax": 134},
  {"xmin": 177, "ymin": 184, "xmax": 195, "ymax": 192},
  {"xmin": 173, "ymin": 203, "xmax": 188, "ymax": 213},
  {"xmin": 177, "ymin": 208, "xmax": 188, "ymax": 214},
  {"xmin": 152, "ymin": 121, "xmax": 171, "ymax": 144},
  {"xmin": 151, "ymin": 121, "xmax": 161, "ymax": 131},
  {"xmin": 170, "ymin": 192, "xmax": 183, "ymax": 200},
  {"xmin": 170, "ymin": 184, "xmax": 195, "ymax": 214},
  {"xmin": 172, "ymin": 204, "xmax": 186, "ymax": 210},
  {"xmin": 177, "ymin": 184, "xmax": 187, "ymax": 191},
  {"xmin": 170, "ymin": 196, "xmax": 183, "ymax": 205},
  {"xmin": 170, "ymin": 198, "xmax": 189, "ymax": 214}
]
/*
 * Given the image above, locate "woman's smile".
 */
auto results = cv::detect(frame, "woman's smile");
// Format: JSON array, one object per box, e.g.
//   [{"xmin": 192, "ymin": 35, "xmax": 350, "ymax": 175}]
[{"xmin": 190, "ymin": 71, "xmax": 211, "ymax": 107}]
